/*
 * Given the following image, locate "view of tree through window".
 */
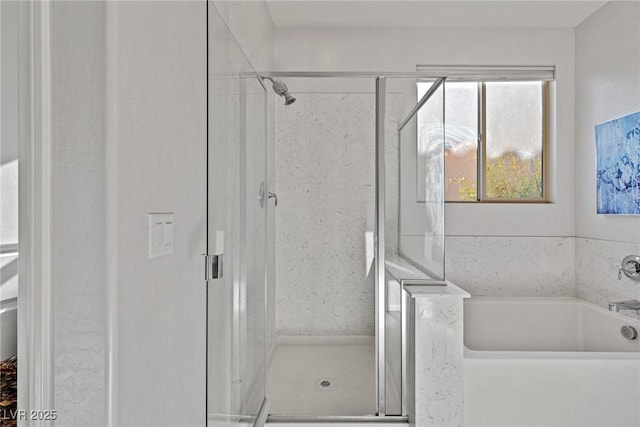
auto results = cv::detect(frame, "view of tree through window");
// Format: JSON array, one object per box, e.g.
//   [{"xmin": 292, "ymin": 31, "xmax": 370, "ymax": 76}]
[
  {"xmin": 485, "ymin": 82, "xmax": 544, "ymax": 200},
  {"xmin": 418, "ymin": 80, "xmax": 547, "ymax": 202}
]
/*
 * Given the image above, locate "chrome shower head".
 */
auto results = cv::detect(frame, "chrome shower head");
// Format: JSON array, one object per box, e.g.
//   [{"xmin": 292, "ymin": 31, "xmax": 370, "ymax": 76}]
[
  {"xmin": 283, "ymin": 91, "xmax": 296, "ymax": 106},
  {"xmin": 265, "ymin": 77, "xmax": 296, "ymax": 105}
]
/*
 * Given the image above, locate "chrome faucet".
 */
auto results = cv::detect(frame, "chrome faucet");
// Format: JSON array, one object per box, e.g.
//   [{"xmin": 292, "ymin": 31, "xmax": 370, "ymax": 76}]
[{"xmin": 609, "ymin": 300, "xmax": 640, "ymax": 312}]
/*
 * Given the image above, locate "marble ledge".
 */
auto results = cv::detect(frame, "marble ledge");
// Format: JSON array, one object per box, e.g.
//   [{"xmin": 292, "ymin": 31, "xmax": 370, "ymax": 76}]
[{"xmin": 404, "ymin": 281, "xmax": 470, "ymax": 298}]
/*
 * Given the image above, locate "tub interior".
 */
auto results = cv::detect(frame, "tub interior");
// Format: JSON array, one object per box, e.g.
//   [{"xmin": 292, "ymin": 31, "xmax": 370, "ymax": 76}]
[{"xmin": 464, "ymin": 297, "xmax": 640, "ymax": 353}]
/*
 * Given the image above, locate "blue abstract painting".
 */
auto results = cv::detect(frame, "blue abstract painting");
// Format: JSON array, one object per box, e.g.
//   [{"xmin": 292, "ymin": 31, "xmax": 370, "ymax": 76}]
[{"xmin": 595, "ymin": 111, "xmax": 640, "ymax": 214}]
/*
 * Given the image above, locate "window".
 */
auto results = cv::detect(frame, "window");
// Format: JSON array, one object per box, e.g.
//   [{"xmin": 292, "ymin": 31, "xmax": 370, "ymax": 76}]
[{"xmin": 418, "ymin": 80, "xmax": 549, "ymax": 202}]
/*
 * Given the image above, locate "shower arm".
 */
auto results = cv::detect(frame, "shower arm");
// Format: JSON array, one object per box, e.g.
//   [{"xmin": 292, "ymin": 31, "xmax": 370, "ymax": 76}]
[{"xmin": 259, "ymin": 76, "xmax": 296, "ymax": 105}]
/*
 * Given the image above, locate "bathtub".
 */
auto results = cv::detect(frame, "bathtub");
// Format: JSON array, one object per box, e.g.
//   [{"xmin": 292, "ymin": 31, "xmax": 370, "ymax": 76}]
[
  {"xmin": 1, "ymin": 297, "xmax": 17, "ymax": 360},
  {"xmin": 464, "ymin": 297, "xmax": 640, "ymax": 427}
]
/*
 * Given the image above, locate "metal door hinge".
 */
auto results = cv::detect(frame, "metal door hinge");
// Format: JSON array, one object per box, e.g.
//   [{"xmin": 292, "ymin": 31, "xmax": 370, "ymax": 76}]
[{"xmin": 204, "ymin": 254, "xmax": 223, "ymax": 280}]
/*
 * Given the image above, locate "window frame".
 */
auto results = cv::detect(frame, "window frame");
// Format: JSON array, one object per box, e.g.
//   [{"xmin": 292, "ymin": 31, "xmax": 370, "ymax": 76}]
[{"xmin": 442, "ymin": 80, "xmax": 551, "ymax": 204}]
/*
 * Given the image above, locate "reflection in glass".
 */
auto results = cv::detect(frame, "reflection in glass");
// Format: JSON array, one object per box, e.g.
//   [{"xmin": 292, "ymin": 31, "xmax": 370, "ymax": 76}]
[{"xmin": 415, "ymin": 83, "xmax": 445, "ymax": 280}]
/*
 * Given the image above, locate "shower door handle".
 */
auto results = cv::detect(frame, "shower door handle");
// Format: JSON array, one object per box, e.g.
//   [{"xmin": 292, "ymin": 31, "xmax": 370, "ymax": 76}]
[{"xmin": 204, "ymin": 254, "xmax": 223, "ymax": 280}]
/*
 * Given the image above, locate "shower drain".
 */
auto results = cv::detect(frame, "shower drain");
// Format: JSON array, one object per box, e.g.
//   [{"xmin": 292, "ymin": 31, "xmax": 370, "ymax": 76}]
[{"xmin": 319, "ymin": 380, "xmax": 332, "ymax": 388}]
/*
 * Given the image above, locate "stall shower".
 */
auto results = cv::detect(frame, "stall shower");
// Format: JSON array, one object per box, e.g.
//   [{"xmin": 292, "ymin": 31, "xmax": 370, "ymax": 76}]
[{"xmin": 207, "ymin": 4, "xmax": 448, "ymax": 420}]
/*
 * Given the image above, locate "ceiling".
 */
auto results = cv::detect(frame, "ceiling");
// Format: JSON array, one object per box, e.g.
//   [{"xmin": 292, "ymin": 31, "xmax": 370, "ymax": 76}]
[{"xmin": 265, "ymin": 1, "xmax": 608, "ymax": 28}]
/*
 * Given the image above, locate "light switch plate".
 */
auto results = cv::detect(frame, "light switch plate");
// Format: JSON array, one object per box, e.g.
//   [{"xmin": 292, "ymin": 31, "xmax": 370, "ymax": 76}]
[{"xmin": 148, "ymin": 213, "xmax": 174, "ymax": 258}]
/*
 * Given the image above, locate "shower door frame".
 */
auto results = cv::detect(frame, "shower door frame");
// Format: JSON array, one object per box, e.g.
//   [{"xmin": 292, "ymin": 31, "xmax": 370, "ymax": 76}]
[{"xmin": 261, "ymin": 71, "xmax": 447, "ymax": 422}]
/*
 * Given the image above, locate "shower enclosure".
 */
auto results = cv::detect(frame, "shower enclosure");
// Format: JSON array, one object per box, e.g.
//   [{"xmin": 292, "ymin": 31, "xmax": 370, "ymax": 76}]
[{"xmin": 207, "ymin": 4, "xmax": 447, "ymax": 425}]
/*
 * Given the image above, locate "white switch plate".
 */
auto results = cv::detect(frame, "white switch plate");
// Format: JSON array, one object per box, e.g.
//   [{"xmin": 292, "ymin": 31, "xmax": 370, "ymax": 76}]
[{"xmin": 148, "ymin": 213, "xmax": 174, "ymax": 258}]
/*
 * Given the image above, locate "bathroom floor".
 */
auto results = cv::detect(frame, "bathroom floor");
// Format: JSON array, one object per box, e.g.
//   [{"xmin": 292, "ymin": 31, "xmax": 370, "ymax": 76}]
[
  {"xmin": 268, "ymin": 336, "xmax": 376, "ymax": 416},
  {"xmin": 0, "ymin": 356, "xmax": 17, "ymax": 427}
]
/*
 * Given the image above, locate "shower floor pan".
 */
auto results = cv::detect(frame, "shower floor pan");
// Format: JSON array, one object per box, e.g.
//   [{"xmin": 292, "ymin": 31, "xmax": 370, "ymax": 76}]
[{"xmin": 268, "ymin": 336, "xmax": 376, "ymax": 417}]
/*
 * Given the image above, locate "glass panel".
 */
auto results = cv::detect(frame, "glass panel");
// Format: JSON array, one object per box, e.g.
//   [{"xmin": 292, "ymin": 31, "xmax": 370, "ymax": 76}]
[
  {"xmin": 382, "ymin": 79, "xmax": 404, "ymax": 416},
  {"xmin": 268, "ymin": 77, "xmax": 377, "ymax": 417},
  {"xmin": 207, "ymin": 4, "xmax": 267, "ymax": 426},
  {"xmin": 418, "ymin": 82, "xmax": 446, "ymax": 244},
  {"xmin": 383, "ymin": 77, "xmax": 446, "ymax": 417},
  {"xmin": 397, "ymin": 80, "xmax": 445, "ymax": 279},
  {"xmin": 442, "ymin": 82, "xmax": 478, "ymax": 202},
  {"xmin": 485, "ymin": 81, "xmax": 544, "ymax": 199}
]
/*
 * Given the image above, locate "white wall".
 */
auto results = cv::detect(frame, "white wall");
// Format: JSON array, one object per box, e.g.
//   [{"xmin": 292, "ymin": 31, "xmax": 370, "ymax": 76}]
[
  {"xmin": 51, "ymin": 2, "xmax": 107, "ymax": 424},
  {"xmin": 50, "ymin": 2, "xmax": 208, "ymax": 425},
  {"xmin": 574, "ymin": 1, "xmax": 640, "ymax": 314},
  {"xmin": 110, "ymin": 2, "xmax": 207, "ymax": 425},
  {"xmin": 575, "ymin": 1, "xmax": 640, "ymax": 244},
  {"xmin": 212, "ymin": 0, "xmax": 274, "ymax": 72}
]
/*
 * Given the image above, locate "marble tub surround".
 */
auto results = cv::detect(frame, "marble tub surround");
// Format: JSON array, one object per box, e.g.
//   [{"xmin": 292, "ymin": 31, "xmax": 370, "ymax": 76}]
[
  {"xmin": 406, "ymin": 283, "xmax": 469, "ymax": 427},
  {"xmin": 576, "ymin": 237, "xmax": 640, "ymax": 320},
  {"xmin": 445, "ymin": 236, "xmax": 576, "ymax": 297}
]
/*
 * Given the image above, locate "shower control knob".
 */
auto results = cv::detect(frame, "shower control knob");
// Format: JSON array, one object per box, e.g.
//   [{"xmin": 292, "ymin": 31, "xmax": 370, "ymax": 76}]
[{"xmin": 619, "ymin": 255, "xmax": 640, "ymax": 281}]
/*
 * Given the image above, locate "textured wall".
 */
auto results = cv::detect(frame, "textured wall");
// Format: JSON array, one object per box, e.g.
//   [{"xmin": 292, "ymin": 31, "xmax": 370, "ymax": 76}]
[
  {"xmin": 445, "ymin": 236, "xmax": 576, "ymax": 297},
  {"xmin": 51, "ymin": 2, "xmax": 107, "ymax": 424},
  {"xmin": 275, "ymin": 92, "xmax": 401, "ymax": 335},
  {"xmin": 112, "ymin": 2, "xmax": 207, "ymax": 425}
]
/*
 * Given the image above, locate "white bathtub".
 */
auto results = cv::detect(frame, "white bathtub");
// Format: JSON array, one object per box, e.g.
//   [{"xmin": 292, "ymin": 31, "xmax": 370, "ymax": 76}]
[
  {"xmin": 464, "ymin": 297, "xmax": 640, "ymax": 427},
  {"xmin": 1, "ymin": 297, "xmax": 17, "ymax": 360}
]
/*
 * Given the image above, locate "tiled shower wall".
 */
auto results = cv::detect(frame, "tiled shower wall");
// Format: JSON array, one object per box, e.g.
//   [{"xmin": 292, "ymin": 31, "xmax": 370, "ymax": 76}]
[{"xmin": 275, "ymin": 92, "xmax": 401, "ymax": 336}]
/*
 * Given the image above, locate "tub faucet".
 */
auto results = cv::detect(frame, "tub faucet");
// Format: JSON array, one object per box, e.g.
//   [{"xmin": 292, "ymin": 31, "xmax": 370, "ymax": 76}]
[{"xmin": 608, "ymin": 300, "xmax": 640, "ymax": 312}]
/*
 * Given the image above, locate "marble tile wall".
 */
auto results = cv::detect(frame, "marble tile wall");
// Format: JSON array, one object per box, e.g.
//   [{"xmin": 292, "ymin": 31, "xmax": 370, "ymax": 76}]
[
  {"xmin": 408, "ymin": 286, "xmax": 468, "ymax": 427},
  {"xmin": 445, "ymin": 236, "xmax": 576, "ymax": 297},
  {"xmin": 445, "ymin": 236, "xmax": 640, "ymax": 321},
  {"xmin": 576, "ymin": 237, "xmax": 640, "ymax": 320},
  {"xmin": 275, "ymin": 93, "xmax": 401, "ymax": 335}
]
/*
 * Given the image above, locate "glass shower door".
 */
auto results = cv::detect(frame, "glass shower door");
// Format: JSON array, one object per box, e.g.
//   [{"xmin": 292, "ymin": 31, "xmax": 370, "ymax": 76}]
[
  {"xmin": 398, "ymin": 78, "xmax": 446, "ymax": 279},
  {"xmin": 382, "ymin": 76, "xmax": 446, "ymax": 417},
  {"xmin": 207, "ymin": 3, "xmax": 268, "ymax": 426}
]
